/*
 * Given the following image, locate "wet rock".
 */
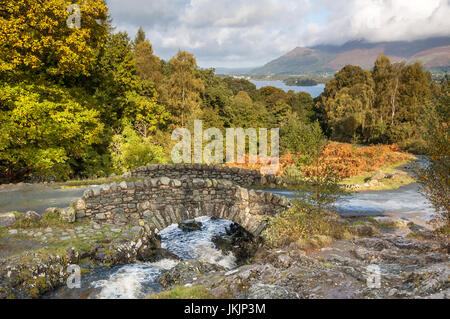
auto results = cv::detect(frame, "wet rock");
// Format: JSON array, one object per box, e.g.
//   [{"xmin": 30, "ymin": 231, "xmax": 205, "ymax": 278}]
[
  {"xmin": 212, "ymin": 223, "xmax": 261, "ymax": 265},
  {"xmin": 178, "ymin": 219, "xmax": 202, "ymax": 232},
  {"xmin": 156, "ymin": 260, "xmax": 224, "ymax": 287},
  {"xmin": 138, "ymin": 248, "xmax": 181, "ymax": 262},
  {"xmin": 95, "ymin": 251, "xmax": 107, "ymax": 261},
  {"xmin": 247, "ymin": 284, "xmax": 299, "ymax": 299}
]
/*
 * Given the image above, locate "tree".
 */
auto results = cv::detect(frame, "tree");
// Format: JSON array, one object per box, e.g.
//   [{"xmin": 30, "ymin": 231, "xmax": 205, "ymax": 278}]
[
  {"xmin": 288, "ymin": 91, "xmax": 315, "ymax": 122},
  {"xmin": 134, "ymin": 40, "xmax": 163, "ymax": 85},
  {"xmin": 222, "ymin": 77, "xmax": 256, "ymax": 97},
  {"xmin": 0, "ymin": 0, "xmax": 108, "ymax": 77},
  {"xmin": 225, "ymin": 91, "xmax": 266, "ymax": 128},
  {"xmin": 0, "ymin": 80, "xmax": 104, "ymax": 180},
  {"xmin": 94, "ymin": 32, "xmax": 138, "ymax": 127},
  {"xmin": 134, "ymin": 26, "xmax": 146, "ymax": 47},
  {"xmin": 416, "ymin": 80, "xmax": 449, "ymax": 227},
  {"xmin": 109, "ymin": 123, "xmax": 168, "ymax": 172},
  {"xmin": 165, "ymin": 50, "xmax": 204, "ymax": 127},
  {"xmin": 124, "ymin": 81, "xmax": 169, "ymax": 138},
  {"xmin": 372, "ymin": 55, "xmax": 401, "ymax": 127},
  {"xmin": 318, "ymin": 65, "xmax": 375, "ymax": 142}
]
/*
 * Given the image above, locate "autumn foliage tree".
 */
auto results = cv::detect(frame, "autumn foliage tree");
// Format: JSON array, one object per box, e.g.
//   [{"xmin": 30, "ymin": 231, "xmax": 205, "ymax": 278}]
[{"xmin": 0, "ymin": 0, "xmax": 108, "ymax": 77}]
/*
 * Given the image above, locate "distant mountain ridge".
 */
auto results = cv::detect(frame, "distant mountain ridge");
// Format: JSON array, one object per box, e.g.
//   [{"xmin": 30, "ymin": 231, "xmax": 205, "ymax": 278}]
[{"xmin": 251, "ymin": 37, "xmax": 450, "ymax": 75}]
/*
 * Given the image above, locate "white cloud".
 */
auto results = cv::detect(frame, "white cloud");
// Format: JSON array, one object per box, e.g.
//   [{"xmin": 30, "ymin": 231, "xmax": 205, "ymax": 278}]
[
  {"xmin": 106, "ymin": 0, "xmax": 450, "ymax": 68},
  {"xmin": 317, "ymin": 0, "xmax": 450, "ymax": 44}
]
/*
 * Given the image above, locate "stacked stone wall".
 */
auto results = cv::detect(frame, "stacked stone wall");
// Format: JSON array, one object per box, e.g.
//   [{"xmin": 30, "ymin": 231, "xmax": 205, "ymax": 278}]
[{"xmin": 73, "ymin": 177, "xmax": 289, "ymax": 236}]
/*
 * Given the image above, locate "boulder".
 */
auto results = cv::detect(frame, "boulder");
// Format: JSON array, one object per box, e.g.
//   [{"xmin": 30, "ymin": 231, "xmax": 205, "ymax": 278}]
[
  {"xmin": 178, "ymin": 219, "xmax": 202, "ymax": 232},
  {"xmin": 60, "ymin": 207, "xmax": 76, "ymax": 223},
  {"xmin": 247, "ymin": 284, "xmax": 299, "ymax": 299},
  {"xmin": 25, "ymin": 210, "xmax": 41, "ymax": 222},
  {"xmin": 371, "ymin": 171, "xmax": 387, "ymax": 180},
  {"xmin": 137, "ymin": 248, "xmax": 181, "ymax": 262},
  {"xmin": 156, "ymin": 260, "xmax": 224, "ymax": 287},
  {"xmin": 0, "ymin": 212, "xmax": 16, "ymax": 227}
]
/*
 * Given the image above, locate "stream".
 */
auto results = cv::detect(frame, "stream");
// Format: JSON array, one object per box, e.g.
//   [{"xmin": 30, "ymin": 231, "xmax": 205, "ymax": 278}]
[
  {"xmin": 0, "ymin": 181, "xmax": 436, "ymax": 299},
  {"xmin": 43, "ymin": 216, "xmax": 235, "ymax": 299}
]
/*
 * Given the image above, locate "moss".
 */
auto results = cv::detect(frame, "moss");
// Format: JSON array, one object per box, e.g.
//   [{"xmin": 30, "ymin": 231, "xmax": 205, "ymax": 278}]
[
  {"xmin": 148, "ymin": 285, "xmax": 216, "ymax": 299},
  {"xmin": 433, "ymin": 226, "xmax": 450, "ymax": 236},
  {"xmin": 295, "ymin": 235, "xmax": 334, "ymax": 251},
  {"xmin": 367, "ymin": 217, "xmax": 407, "ymax": 229},
  {"xmin": 406, "ymin": 232, "xmax": 428, "ymax": 240}
]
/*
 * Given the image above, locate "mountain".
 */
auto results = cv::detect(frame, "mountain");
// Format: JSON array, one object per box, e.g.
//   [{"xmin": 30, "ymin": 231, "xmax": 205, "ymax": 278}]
[{"xmin": 250, "ymin": 37, "xmax": 450, "ymax": 75}]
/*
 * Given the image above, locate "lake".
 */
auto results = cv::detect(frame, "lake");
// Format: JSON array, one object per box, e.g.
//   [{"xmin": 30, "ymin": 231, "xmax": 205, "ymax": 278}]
[{"xmin": 250, "ymin": 80, "xmax": 325, "ymax": 98}]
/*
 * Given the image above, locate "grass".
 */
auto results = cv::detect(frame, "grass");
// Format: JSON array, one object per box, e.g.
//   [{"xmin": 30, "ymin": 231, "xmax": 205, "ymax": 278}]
[
  {"xmin": 8, "ymin": 210, "xmax": 84, "ymax": 230},
  {"xmin": 342, "ymin": 159, "xmax": 416, "ymax": 191},
  {"xmin": 148, "ymin": 285, "xmax": 216, "ymax": 299}
]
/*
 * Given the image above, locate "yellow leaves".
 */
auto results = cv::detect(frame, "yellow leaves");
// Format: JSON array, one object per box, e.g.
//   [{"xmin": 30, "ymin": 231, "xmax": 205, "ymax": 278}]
[{"xmin": 1, "ymin": 0, "xmax": 108, "ymax": 76}]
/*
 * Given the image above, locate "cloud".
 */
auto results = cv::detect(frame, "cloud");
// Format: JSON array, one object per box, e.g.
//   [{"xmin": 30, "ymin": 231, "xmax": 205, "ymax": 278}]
[
  {"xmin": 106, "ymin": 0, "xmax": 450, "ymax": 68},
  {"xmin": 314, "ymin": 0, "xmax": 450, "ymax": 45}
]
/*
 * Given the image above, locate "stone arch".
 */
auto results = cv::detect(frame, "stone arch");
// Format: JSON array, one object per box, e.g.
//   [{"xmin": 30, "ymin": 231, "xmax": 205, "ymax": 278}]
[{"xmin": 73, "ymin": 177, "xmax": 289, "ymax": 236}]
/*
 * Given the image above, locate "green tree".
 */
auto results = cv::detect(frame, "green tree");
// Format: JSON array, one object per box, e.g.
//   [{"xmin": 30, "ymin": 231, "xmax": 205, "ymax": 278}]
[
  {"xmin": 109, "ymin": 123, "xmax": 168, "ymax": 172},
  {"xmin": 0, "ymin": 80, "xmax": 104, "ymax": 181},
  {"xmin": 318, "ymin": 66, "xmax": 375, "ymax": 142},
  {"xmin": 165, "ymin": 50, "xmax": 204, "ymax": 127},
  {"xmin": 288, "ymin": 91, "xmax": 315, "ymax": 122},
  {"xmin": 222, "ymin": 77, "xmax": 256, "ymax": 97},
  {"xmin": 134, "ymin": 26, "xmax": 146, "ymax": 47},
  {"xmin": 416, "ymin": 80, "xmax": 449, "ymax": 227}
]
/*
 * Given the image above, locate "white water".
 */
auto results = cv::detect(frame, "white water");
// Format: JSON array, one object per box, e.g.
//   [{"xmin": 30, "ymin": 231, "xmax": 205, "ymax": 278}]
[
  {"xmin": 89, "ymin": 216, "xmax": 235, "ymax": 299},
  {"xmin": 265, "ymin": 183, "xmax": 435, "ymax": 220}
]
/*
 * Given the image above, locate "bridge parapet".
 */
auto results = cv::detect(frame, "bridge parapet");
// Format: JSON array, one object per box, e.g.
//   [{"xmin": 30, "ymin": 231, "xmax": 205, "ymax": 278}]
[
  {"xmin": 126, "ymin": 164, "xmax": 284, "ymax": 187},
  {"xmin": 72, "ymin": 177, "xmax": 289, "ymax": 236}
]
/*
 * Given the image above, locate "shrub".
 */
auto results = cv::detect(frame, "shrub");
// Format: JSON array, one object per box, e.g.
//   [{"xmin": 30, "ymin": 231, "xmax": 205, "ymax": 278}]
[
  {"xmin": 262, "ymin": 201, "xmax": 347, "ymax": 248},
  {"xmin": 303, "ymin": 142, "xmax": 412, "ymax": 179},
  {"xmin": 109, "ymin": 124, "xmax": 169, "ymax": 172}
]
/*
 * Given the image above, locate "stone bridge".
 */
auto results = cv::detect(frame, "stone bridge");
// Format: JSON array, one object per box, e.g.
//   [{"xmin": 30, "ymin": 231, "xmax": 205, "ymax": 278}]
[{"xmin": 72, "ymin": 176, "xmax": 289, "ymax": 236}]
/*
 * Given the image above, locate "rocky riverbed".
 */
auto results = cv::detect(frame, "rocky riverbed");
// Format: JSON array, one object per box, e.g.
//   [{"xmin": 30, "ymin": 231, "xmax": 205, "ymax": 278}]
[
  {"xmin": 149, "ymin": 218, "xmax": 449, "ymax": 299},
  {"xmin": 0, "ymin": 195, "xmax": 448, "ymax": 299}
]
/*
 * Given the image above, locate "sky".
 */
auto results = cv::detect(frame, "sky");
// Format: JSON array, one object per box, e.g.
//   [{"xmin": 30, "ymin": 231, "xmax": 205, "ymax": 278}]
[{"xmin": 106, "ymin": 0, "xmax": 450, "ymax": 68}]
